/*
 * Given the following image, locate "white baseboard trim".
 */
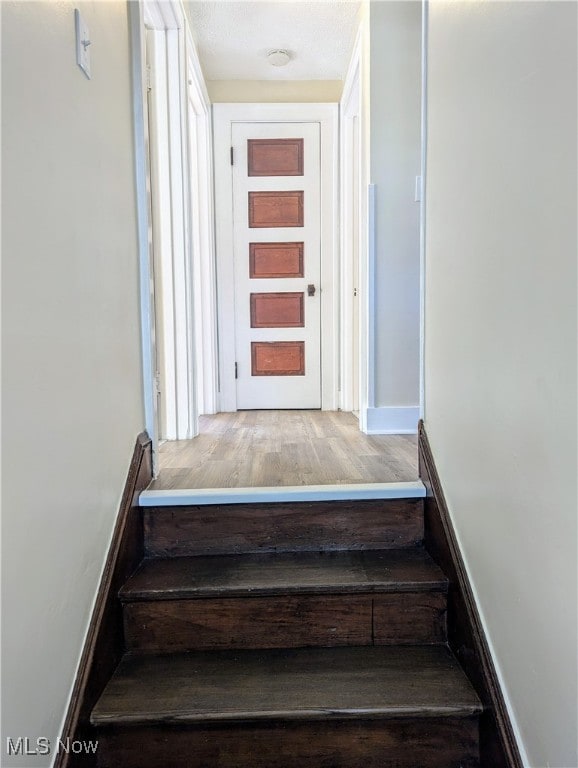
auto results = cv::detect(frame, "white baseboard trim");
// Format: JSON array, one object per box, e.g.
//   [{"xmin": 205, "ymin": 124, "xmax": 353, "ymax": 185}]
[
  {"xmin": 140, "ymin": 480, "xmax": 426, "ymax": 507},
  {"xmin": 363, "ymin": 406, "xmax": 420, "ymax": 435}
]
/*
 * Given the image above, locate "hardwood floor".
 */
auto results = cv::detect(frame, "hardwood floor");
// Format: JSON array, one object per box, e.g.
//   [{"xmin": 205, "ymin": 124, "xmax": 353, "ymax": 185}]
[{"xmin": 151, "ymin": 411, "xmax": 418, "ymax": 490}]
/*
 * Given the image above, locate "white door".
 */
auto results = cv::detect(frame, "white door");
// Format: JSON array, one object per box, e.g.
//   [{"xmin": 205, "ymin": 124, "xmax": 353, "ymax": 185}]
[{"xmin": 232, "ymin": 122, "xmax": 322, "ymax": 409}]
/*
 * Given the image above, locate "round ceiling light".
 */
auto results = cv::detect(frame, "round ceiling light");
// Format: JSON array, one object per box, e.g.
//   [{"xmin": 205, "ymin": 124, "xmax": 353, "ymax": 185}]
[{"xmin": 267, "ymin": 49, "xmax": 291, "ymax": 67}]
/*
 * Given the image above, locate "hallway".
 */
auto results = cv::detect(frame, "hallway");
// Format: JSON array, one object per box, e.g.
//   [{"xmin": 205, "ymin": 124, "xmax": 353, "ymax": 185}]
[
  {"xmin": 4, "ymin": 2, "xmax": 576, "ymax": 767},
  {"xmin": 150, "ymin": 411, "xmax": 418, "ymax": 490}
]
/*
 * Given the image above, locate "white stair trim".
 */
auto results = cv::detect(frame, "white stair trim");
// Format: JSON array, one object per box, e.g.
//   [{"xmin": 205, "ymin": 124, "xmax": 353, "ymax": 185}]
[{"xmin": 139, "ymin": 480, "xmax": 426, "ymax": 507}]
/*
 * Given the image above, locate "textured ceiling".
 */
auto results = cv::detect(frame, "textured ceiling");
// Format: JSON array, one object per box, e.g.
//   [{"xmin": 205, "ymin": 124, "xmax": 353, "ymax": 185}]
[{"xmin": 186, "ymin": 1, "xmax": 361, "ymax": 81}]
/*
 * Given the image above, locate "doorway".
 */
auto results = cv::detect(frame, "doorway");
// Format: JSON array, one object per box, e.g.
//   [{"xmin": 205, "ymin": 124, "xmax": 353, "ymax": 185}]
[
  {"xmin": 213, "ymin": 104, "xmax": 339, "ymax": 413},
  {"xmin": 136, "ymin": 0, "xmax": 217, "ymax": 453},
  {"xmin": 132, "ymin": 0, "xmax": 425, "ymax": 478}
]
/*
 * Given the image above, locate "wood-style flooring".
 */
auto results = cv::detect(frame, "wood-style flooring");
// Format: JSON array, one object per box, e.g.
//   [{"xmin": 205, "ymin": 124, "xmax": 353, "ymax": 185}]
[{"xmin": 151, "ymin": 411, "xmax": 418, "ymax": 490}]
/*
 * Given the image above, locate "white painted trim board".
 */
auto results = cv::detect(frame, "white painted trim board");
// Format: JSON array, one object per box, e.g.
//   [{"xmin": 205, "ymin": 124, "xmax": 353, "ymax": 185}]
[
  {"xmin": 185, "ymin": 23, "xmax": 218, "ymax": 416},
  {"xmin": 419, "ymin": 0, "xmax": 428, "ymax": 422},
  {"xmin": 140, "ymin": 480, "xmax": 426, "ymax": 506},
  {"xmin": 130, "ymin": 1, "xmax": 158, "ymax": 472},
  {"xmin": 339, "ymin": 27, "xmax": 362, "ymax": 415},
  {"xmin": 365, "ymin": 406, "xmax": 420, "ymax": 435}
]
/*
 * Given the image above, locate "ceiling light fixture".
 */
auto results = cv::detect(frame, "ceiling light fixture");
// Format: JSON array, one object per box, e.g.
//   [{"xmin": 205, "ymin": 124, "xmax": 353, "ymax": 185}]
[{"xmin": 267, "ymin": 49, "xmax": 291, "ymax": 67}]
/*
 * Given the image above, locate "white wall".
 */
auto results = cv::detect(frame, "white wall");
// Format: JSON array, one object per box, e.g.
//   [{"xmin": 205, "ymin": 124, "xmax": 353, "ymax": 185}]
[
  {"xmin": 1, "ymin": 2, "xmax": 144, "ymax": 765},
  {"xmin": 367, "ymin": 0, "xmax": 422, "ymax": 432},
  {"xmin": 425, "ymin": 2, "xmax": 577, "ymax": 766},
  {"xmin": 207, "ymin": 79, "xmax": 343, "ymax": 103}
]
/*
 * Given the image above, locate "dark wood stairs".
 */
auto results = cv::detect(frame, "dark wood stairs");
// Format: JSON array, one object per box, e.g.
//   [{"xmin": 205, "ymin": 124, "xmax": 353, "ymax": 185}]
[{"xmin": 90, "ymin": 498, "xmax": 483, "ymax": 767}]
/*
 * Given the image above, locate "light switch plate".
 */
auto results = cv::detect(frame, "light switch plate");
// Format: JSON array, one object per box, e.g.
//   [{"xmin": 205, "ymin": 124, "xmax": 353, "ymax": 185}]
[{"xmin": 75, "ymin": 9, "xmax": 91, "ymax": 79}]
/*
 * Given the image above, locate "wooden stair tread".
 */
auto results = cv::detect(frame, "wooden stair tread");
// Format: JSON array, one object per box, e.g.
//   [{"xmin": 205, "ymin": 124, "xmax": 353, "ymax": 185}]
[
  {"xmin": 120, "ymin": 549, "xmax": 447, "ymax": 601},
  {"xmin": 91, "ymin": 645, "xmax": 482, "ymax": 726}
]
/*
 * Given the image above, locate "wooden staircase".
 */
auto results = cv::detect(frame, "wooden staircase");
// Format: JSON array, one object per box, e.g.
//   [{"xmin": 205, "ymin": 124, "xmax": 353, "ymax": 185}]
[{"xmin": 90, "ymin": 497, "xmax": 483, "ymax": 767}]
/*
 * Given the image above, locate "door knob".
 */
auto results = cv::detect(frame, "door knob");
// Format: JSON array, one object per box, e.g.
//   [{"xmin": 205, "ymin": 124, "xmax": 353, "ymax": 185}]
[{"xmin": 307, "ymin": 284, "xmax": 316, "ymax": 297}]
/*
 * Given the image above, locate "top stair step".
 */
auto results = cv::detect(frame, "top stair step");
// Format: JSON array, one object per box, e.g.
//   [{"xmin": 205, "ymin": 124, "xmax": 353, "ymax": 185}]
[{"xmin": 144, "ymin": 498, "xmax": 424, "ymax": 557}]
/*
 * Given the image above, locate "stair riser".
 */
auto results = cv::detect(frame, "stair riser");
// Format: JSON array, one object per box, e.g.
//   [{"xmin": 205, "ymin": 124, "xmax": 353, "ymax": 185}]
[
  {"xmin": 144, "ymin": 499, "xmax": 424, "ymax": 557},
  {"xmin": 123, "ymin": 592, "xmax": 447, "ymax": 652},
  {"xmin": 96, "ymin": 717, "xmax": 479, "ymax": 768}
]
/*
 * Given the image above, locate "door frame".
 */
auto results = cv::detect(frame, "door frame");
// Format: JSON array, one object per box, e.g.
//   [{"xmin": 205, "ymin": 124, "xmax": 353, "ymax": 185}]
[
  {"xmin": 185, "ymin": 25, "xmax": 218, "ymax": 417},
  {"xmin": 130, "ymin": 0, "xmax": 214, "ymax": 467},
  {"xmin": 213, "ymin": 103, "xmax": 339, "ymax": 412},
  {"xmin": 128, "ymin": 0, "xmax": 159, "ymax": 468},
  {"xmin": 339, "ymin": 28, "xmax": 363, "ymax": 416},
  {"xmin": 143, "ymin": 4, "xmax": 197, "ymax": 442}
]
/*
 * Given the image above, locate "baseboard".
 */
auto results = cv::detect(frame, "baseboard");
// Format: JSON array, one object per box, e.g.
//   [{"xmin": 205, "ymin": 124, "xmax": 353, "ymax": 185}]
[
  {"xmin": 55, "ymin": 432, "xmax": 152, "ymax": 768},
  {"xmin": 363, "ymin": 405, "xmax": 420, "ymax": 434},
  {"xmin": 418, "ymin": 421, "xmax": 524, "ymax": 768}
]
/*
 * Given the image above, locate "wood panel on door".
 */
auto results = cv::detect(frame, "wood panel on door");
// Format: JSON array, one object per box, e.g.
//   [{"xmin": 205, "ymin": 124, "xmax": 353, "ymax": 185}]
[
  {"xmin": 251, "ymin": 342, "xmax": 305, "ymax": 377},
  {"xmin": 233, "ymin": 121, "xmax": 321, "ymax": 409},
  {"xmin": 248, "ymin": 139, "xmax": 304, "ymax": 177},
  {"xmin": 250, "ymin": 293, "xmax": 304, "ymax": 329},
  {"xmin": 248, "ymin": 191, "xmax": 304, "ymax": 229},
  {"xmin": 249, "ymin": 243, "xmax": 304, "ymax": 279}
]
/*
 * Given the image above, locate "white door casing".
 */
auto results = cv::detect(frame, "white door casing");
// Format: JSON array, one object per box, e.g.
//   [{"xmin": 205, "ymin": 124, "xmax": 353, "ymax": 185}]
[
  {"xmin": 136, "ymin": 1, "xmax": 200, "ymax": 444},
  {"xmin": 214, "ymin": 103, "xmax": 339, "ymax": 414},
  {"xmin": 232, "ymin": 122, "xmax": 321, "ymax": 409},
  {"xmin": 185, "ymin": 28, "xmax": 218, "ymax": 417},
  {"xmin": 351, "ymin": 113, "xmax": 360, "ymax": 413},
  {"xmin": 129, "ymin": 1, "xmax": 159, "ymax": 470},
  {"xmin": 340, "ymin": 26, "xmax": 365, "ymax": 421}
]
